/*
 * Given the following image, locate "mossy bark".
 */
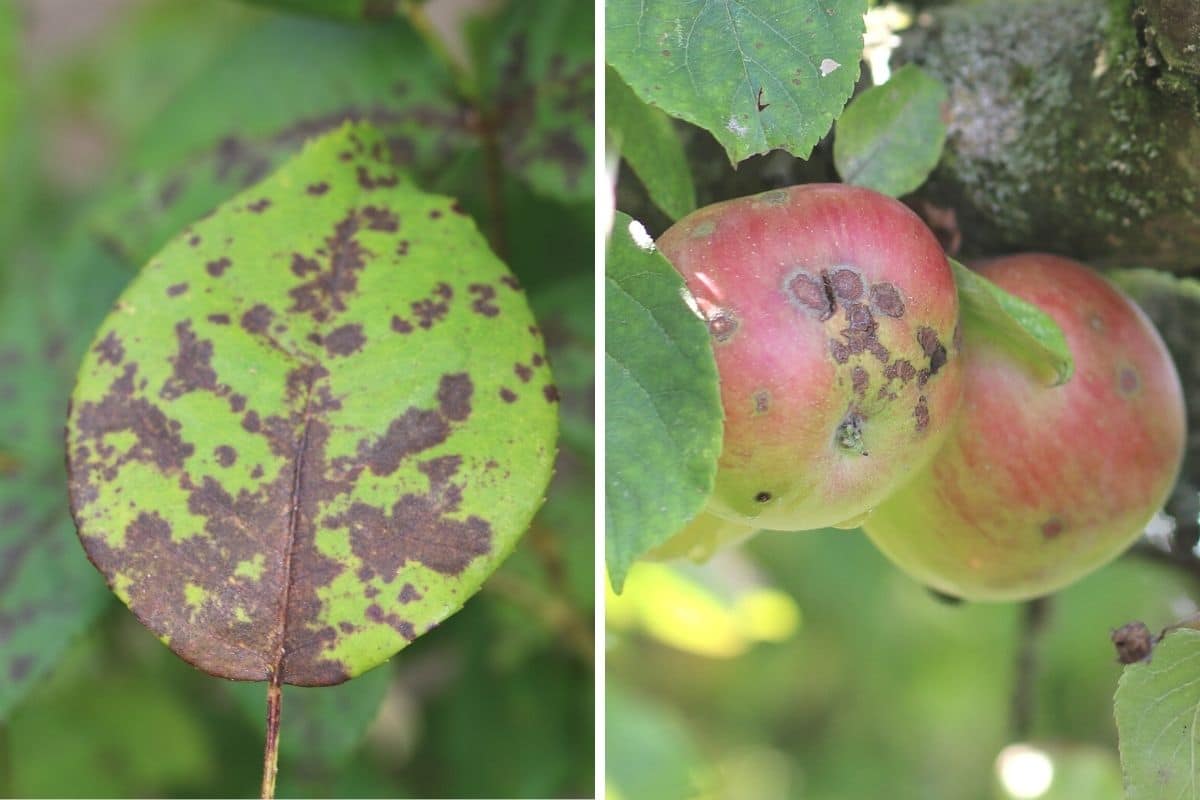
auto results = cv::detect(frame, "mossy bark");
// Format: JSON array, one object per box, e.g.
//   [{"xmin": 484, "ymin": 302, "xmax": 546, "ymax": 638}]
[{"xmin": 903, "ymin": 0, "xmax": 1200, "ymax": 271}]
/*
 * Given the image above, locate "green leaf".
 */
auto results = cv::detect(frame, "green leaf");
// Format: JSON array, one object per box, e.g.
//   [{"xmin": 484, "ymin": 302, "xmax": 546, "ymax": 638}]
[
  {"xmin": 9, "ymin": 671, "xmax": 215, "ymax": 796},
  {"xmin": 227, "ymin": 661, "xmax": 392, "ymax": 769},
  {"xmin": 834, "ymin": 65, "xmax": 948, "ymax": 197},
  {"xmin": 605, "ymin": 213, "xmax": 723, "ymax": 591},
  {"xmin": 606, "ymin": 66, "xmax": 696, "ymax": 221},
  {"xmin": 66, "ymin": 123, "xmax": 558, "ymax": 685},
  {"xmin": 1115, "ymin": 628, "xmax": 1200, "ymax": 798},
  {"xmin": 89, "ymin": 14, "xmax": 472, "ymax": 270},
  {"xmin": 240, "ymin": 0, "xmax": 404, "ymax": 21},
  {"xmin": 607, "ymin": 687, "xmax": 707, "ymax": 800},
  {"xmin": 606, "ymin": 0, "xmax": 867, "ymax": 165},
  {"xmin": 471, "ymin": 0, "xmax": 594, "ymax": 202},
  {"xmin": 0, "ymin": 239, "xmax": 131, "ymax": 721},
  {"xmin": 952, "ymin": 258, "xmax": 1074, "ymax": 386}
]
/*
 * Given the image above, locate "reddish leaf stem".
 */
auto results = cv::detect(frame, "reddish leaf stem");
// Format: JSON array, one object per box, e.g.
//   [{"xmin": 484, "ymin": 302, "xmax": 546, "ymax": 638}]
[{"xmin": 261, "ymin": 673, "xmax": 283, "ymax": 799}]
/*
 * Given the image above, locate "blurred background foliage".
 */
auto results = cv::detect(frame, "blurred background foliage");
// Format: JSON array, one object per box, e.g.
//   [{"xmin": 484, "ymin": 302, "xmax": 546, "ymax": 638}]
[
  {"xmin": 0, "ymin": 0, "xmax": 593, "ymax": 797},
  {"xmin": 607, "ymin": 529, "xmax": 1189, "ymax": 799}
]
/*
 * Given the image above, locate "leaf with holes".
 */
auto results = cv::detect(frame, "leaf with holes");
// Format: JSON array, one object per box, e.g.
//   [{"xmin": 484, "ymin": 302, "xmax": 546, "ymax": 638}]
[
  {"xmin": 90, "ymin": 13, "xmax": 472, "ymax": 271},
  {"xmin": 605, "ymin": 213, "xmax": 723, "ymax": 591},
  {"xmin": 607, "ymin": 0, "xmax": 867, "ymax": 165},
  {"xmin": 471, "ymin": 0, "xmax": 593, "ymax": 202},
  {"xmin": 834, "ymin": 65, "xmax": 948, "ymax": 198},
  {"xmin": 1115, "ymin": 628, "xmax": 1200, "ymax": 798},
  {"xmin": 66, "ymin": 123, "xmax": 558, "ymax": 685},
  {"xmin": 607, "ymin": 66, "xmax": 696, "ymax": 221}
]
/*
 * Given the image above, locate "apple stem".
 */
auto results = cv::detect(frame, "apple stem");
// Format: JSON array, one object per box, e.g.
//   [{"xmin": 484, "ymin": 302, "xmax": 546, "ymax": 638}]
[{"xmin": 1010, "ymin": 596, "xmax": 1051, "ymax": 740}]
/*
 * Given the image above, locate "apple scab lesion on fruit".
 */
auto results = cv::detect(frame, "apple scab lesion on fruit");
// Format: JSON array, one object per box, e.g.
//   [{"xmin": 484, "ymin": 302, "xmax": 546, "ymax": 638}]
[
  {"xmin": 835, "ymin": 410, "xmax": 869, "ymax": 456},
  {"xmin": 707, "ymin": 310, "xmax": 739, "ymax": 343}
]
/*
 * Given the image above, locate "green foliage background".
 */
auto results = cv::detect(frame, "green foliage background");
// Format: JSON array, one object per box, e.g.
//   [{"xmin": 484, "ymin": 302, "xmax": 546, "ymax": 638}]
[{"xmin": 0, "ymin": 1, "xmax": 593, "ymax": 797}]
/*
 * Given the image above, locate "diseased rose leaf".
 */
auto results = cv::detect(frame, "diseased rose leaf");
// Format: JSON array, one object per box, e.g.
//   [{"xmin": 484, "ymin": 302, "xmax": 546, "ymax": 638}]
[
  {"xmin": 66, "ymin": 123, "xmax": 558, "ymax": 685},
  {"xmin": 607, "ymin": 0, "xmax": 867, "ymax": 165},
  {"xmin": 90, "ymin": 14, "xmax": 472, "ymax": 270},
  {"xmin": 0, "ymin": 239, "xmax": 132, "ymax": 721},
  {"xmin": 471, "ymin": 0, "xmax": 593, "ymax": 202}
]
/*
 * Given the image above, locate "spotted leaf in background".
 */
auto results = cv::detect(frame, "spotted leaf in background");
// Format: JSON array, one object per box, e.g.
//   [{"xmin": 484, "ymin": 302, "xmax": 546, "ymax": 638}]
[
  {"xmin": 472, "ymin": 0, "xmax": 593, "ymax": 202},
  {"xmin": 66, "ymin": 123, "xmax": 558, "ymax": 685}
]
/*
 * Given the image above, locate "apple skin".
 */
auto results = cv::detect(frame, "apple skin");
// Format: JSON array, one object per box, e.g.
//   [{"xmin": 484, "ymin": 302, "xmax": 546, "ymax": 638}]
[
  {"xmin": 657, "ymin": 184, "xmax": 963, "ymax": 531},
  {"xmin": 862, "ymin": 254, "xmax": 1186, "ymax": 601}
]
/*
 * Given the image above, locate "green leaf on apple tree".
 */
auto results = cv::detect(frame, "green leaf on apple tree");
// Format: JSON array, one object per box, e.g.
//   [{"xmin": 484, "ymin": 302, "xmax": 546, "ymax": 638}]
[
  {"xmin": 606, "ymin": 66, "xmax": 696, "ymax": 221},
  {"xmin": 1115, "ymin": 628, "xmax": 1200, "ymax": 798},
  {"xmin": 66, "ymin": 124, "xmax": 557, "ymax": 685},
  {"xmin": 834, "ymin": 65, "xmax": 948, "ymax": 198},
  {"xmin": 951, "ymin": 259, "xmax": 1074, "ymax": 386},
  {"xmin": 606, "ymin": 0, "xmax": 867, "ymax": 165},
  {"xmin": 606, "ymin": 213, "xmax": 722, "ymax": 591}
]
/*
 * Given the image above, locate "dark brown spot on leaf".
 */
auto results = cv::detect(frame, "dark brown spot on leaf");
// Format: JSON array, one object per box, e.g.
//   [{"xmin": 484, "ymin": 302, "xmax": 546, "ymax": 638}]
[
  {"xmin": 324, "ymin": 324, "xmax": 366, "ymax": 357},
  {"xmin": 214, "ymin": 445, "xmax": 236, "ymax": 467},
  {"xmin": 543, "ymin": 385, "xmax": 560, "ymax": 403},
  {"xmin": 755, "ymin": 491, "xmax": 772, "ymax": 503},
  {"xmin": 363, "ymin": 205, "xmax": 398, "ymax": 231},
  {"xmin": 247, "ymin": 198, "xmax": 271, "ymax": 214},
  {"xmin": 241, "ymin": 304, "xmax": 275, "ymax": 335},
  {"xmin": 94, "ymin": 332, "xmax": 124, "ymax": 366},
  {"xmin": 206, "ymin": 257, "xmax": 231, "ymax": 277},
  {"xmin": 514, "ymin": 363, "xmax": 533, "ymax": 383},
  {"xmin": 500, "ymin": 388, "xmax": 517, "ymax": 403},
  {"xmin": 366, "ymin": 604, "xmax": 415, "ymax": 640},
  {"xmin": 167, "ymin": 283, "xmax": 188, "ymax": 297},
  {"xmin": 328, "ymin": 455, "xmax": 491, "ymax": 579},
  {"xmin": 391, "ymin": 315, "xmax": 413, "ymax": 334},
  {"xmin": 469, "ymin": 284, "xmax": 499, "ymax": 317},
  {"xmin": 207, "ymin": 314, "xmax": 231, "ymax": 325},
  {"xmin": 161, "ymin": 321, "xmax": 219, "ymax": 400},
  {"xmin": 306, "ymin": 182, "xmax": 329, "ymax": 195}
]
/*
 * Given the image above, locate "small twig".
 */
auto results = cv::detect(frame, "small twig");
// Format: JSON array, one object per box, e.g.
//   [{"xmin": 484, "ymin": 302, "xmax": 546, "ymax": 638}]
[
  {"xmin": 260, "ymin": 673, "xmax": 284, "ymax": 800},
  {"xmin": 1011, "ymin": 596, "xmax": 1052, "ymax": 740}
]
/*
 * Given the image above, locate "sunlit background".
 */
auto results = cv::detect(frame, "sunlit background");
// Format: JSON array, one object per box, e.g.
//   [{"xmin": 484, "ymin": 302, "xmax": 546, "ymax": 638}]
[{"xmin": 606, "ymin": 526, "xmax": 1188, "ymax": 799}]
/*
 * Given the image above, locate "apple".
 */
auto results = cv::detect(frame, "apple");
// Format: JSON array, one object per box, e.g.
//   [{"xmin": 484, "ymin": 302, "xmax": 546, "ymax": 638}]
[
  {"xmin": 657, "ymin": 184, "xmax": 963, "ymax": 531},
  {"xmin": 862, "ymin": 253, "xmax": 1186, "ymax": 601}
]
